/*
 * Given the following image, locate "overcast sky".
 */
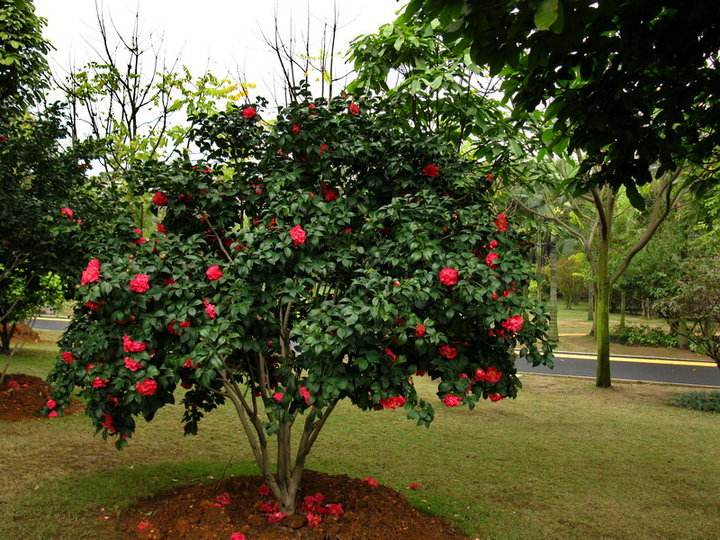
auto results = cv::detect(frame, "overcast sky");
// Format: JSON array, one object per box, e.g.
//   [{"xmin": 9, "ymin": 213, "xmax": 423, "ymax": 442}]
[{"xmin": 35, "ymin": 0, "xmax": 402, "ymax": 98}]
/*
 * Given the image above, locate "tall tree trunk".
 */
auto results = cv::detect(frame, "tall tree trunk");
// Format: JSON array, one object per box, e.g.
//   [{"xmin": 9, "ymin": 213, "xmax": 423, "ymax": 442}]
[
  {"xmin": 619, "ymin": 290, "xmax": 626, "ymax": 329},
  {"xmin": 549, "ymin": 240, "xmax": 559, "ymax": 342},
  {"xmin": 535, "ymin": 230, "xmax": 544, "ymax": 303},
  {"xmin": 593, "ymin": 186, "xmax": 614, "ymax": 388},
  {"xmin": 587, "ymin": 285, "xmax": 594, "ymax": 321}
]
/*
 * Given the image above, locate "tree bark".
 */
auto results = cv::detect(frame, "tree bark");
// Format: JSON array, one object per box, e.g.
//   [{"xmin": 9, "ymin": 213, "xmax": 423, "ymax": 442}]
[
  {"xmin": 535, "ymin": 230, "xmax": 544, "ymax": 303},
  {"xmin": 587, "ymin": 285, "xmax": 594, "ymax": 322},
  {"xmin": 549, "ymin": 240, "xmax": 559, "ymax": 342},
  {"xmin": 0, "ymin": 322, "xmax": 15, "ymax": 354},
  {"xmin": 591, "ymin": 186, "xmax": 614, "ymax": 388},
  {"xmin": 619, "ymin": 290, "xmax": 626, "ymax": 329},
  {"xmin": 677, "ymin": 318, "xmax": 689, "ymax": 349}
]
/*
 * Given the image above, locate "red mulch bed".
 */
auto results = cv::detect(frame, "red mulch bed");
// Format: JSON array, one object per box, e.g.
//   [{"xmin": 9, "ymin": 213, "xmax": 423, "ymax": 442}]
[
  {"xmin": 119, "ymin": 471, "xmax": 470, "ymax": 540},
  {"xmin": 0, "ymin": 373, "xmax": 83, "ymax": 421}
]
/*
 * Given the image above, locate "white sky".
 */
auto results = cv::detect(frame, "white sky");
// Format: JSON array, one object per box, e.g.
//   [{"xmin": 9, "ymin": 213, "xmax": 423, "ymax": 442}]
[{"xmin": 35, "ymin": 0, "xmax": 403, "ymax": 98}]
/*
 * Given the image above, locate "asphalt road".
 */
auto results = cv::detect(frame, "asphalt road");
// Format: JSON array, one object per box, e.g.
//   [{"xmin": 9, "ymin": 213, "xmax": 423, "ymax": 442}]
[
  {"xmin": 31, "ymin": 318, "xmax": 720, "ymax": 388},
  {"xmin": 519, "ymin": 351, "xmax": 720, "ymax": 388}
]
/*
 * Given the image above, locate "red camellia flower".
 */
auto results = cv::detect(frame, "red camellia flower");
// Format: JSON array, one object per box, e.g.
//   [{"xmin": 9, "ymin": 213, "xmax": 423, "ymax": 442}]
[
  {"xmin": 92, "ymin": 377, "xmax": 108, "ymax": 389},
  {"xmin": 485, "ymin": 366, "xmax": 502, "ymax": 384},
  {"xmin": 156, "ymin": 223, "xmax": 168, "ymax": 234},
  {"xmin": 122, "ymin": 334, "xmax": 146, "ymax": 353},
  {"xmin": 474, "ymin": 368, "xmax": 486, "ymax": 382},
  {"xmin": 266, "ymin": 512, "xmax": 287, "ymax": 524},
  {"xmin": 491, "ymin": 292, "xmax": 500, "ymax": 301},
  {"xmin": 380, "ymin": 395, "xmax": 406, "ymax": 409},
  {"xmin": 326, "ymin": 503, "xmax": 344, "ymax": 516},
  {"xmin": 291, "ymin": 123, "xmax": 302, "ymax": 135},
  {"xmin": 362, "ymin": 476, "xmax": 379, "ymax": 488},
  {"xmin": 421, "ymin": 163, "xmax": 440, "ymax": 178},
  {"xmin": 439, "ymin": 344, "xmax": 458, "ymax": 360},
  {"xmin": 151, "ymin": 191, "xmax": 168, "ymax": 206},
  {"xmin": 308, "ymin": 103, "xmax": 317, "ymax": 110},
  {"xmin": 124, "ymin": 357, "xmax": 142, "ymax": 372},
  {"xmin": 289, "ymin": 224, "xmax": 307, "ymax": 246},
  {"xmin": 46, "ymin": 399, "xmax": 57, "ymax": 409},
  {"xmin": 306, "ymin": 513, "xmax": 322, "ymax": 528},
  {"xmin": 272, "ymin": 391, "xmax": 284, "ymax": 403},
  {"xmin": 206, "ymin": 264, "xmax": 223, "ymax": 281},
  {"xmin": 486, "ymin": 172, "xmax": 494, "ymax": 182},
  {"xmin": 258, "ymin": 483, "xmax": 272, "ymax": 497},
  {"xmin": 485, "ymin": 252, "xmax": 500, "ymax": 269},
  {"xmin": 0, "ymin": 134, "xmax": 8, "ymax": 143},
  {"xmin": 347, "ymin": 102, "xmax": 360, "ymax": 116},
  {"xmin": 203, "ymin": 298, "xmax": 217, "ymax": 320},
  {"xmin": 60, "ymin": 207, "xmax": 74, "ymax": 220},
  {"xmin": 319, "ymin": 143, "xmax": 330, "ymax": 155},
  {"xmin": 182, "ymin": 358, "xmax": 194, "ymax": 369},
  {"xmin": 488, "ymin": 239, "xmax": 499, "ymax": 249},
  {"xmin": 438, "ymin": 267, "xmax": 459, "ymax": 287},
  {"xmin": 179, "ymin": 320, "xmax": 191, "ymax": 329},
  {"xmin": 135, "ymin": 378, "xmax": 158, "ymax": 396},
  {"xmin": 48, "ymin": 410, "xmax": 59, "ymax": 418},
  {"xmin": 383, "ymin": 347, "xmax": 397, "ymax": 362},
  {"xmin": 415, "ymin": 323, "xmax": 426, "ymax": 338},
  {"xmin": 84, "ymin": 301, "xmax": 100, "ymax": 311},
  {"xmin": 214, "ymin": 492, "xmax": 232, "ymax": 507},
  {"xmin": 501, "ymin": 315, "xmax": 524, "ymax": 333},
  {"xmin": 321, "ymin": 183, "xmax": 339, "ymax": 202},
  {"xmin": 101, "ymin": 412, "xmax": 115, "ymax": 432},
  {"xmin": 242, "ymin": 106, "xmax": 257, "ymax": 119},
  {"xmin": 442, "ymin": 394, "xmax": 463, "ymax": 407},
  {"xmin": 495, "ymin": 212, "xmax": 509, "ymax": 232},
  {"xmin": 259, "ymin": 500, "xmax": 280, "ymax": 514},
  {"xmin": 60, "ymin": 351, "xmax": 75, "ymax": 364},
  {"xmin": 163, "ymin": 276, "xmax": 177, "ymax": 286},
  {"xmin": 299, "ymin": 385, "xmax": 312, "ymax": 405},
  {"xmin": 408, "ymin": 482, "xmax": 423, "ymax": 490},
  {"xmin": 80, "ymin": 258, "xmax": 101, "ymax": 285},
  {"xmin": 136, "ymin": 520, "xmax": 151, "ymax": 532},
  {"xmin": 229, "ymin": 533, "xmax": 247, "ymax": 540},
  {"xmin": 129, "ymin": 274, "xmax": 150, "ymax": 293},
  {"xmin": 489, "ymin": 392, "xmax": 504, "ymax": 402}
]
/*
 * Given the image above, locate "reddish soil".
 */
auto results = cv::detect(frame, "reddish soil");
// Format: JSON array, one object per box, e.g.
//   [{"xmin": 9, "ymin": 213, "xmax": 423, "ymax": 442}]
[
  {"xmin": 119, "ymin": 471, "xmax": 470, "ymax": 540},
  {"xmin": 0, "ymin": 373, "xmax": 83, "ymax": 421}
]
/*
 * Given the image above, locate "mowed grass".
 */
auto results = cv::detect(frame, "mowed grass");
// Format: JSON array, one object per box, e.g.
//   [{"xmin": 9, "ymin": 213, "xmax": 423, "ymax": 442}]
[{"xmin": 1, "ymin": 335, "xmax": 719, "ymax": 540}]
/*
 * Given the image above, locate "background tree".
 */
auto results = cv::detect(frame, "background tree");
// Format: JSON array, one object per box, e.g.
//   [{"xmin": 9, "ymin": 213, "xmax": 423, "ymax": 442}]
[
  {"xmin": 48, "ymin": 89, "xmax": 552, "ymax": 516},
  {"xmin": 402, "ymin": 0, "xmax": 720, "ymax": 387}
]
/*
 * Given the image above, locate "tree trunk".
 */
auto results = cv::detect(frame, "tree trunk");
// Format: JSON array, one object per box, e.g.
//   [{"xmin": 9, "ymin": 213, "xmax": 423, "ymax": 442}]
[
  {"xmin": 0, "ymin": 322, "xmax": 14, "ymax": 354},
  {"xmin": 593, "ymin": 187, "xmax": 614, "ymax": 388},
  {"xmin": 535, "ymin": 230, "xmax": 543, "ymax": 303},
  {"xmin": 677, "ymin": 318, "xmax": 688, "ymax": 349},
  {"xmin": 549, "ymin": 240, "xmax": 559, "ymax": 342},
  {"xmin": 587, "ymin": 285, "xmax": 594, "ymax": 322},
  {"xmin": 619, "ymin": 290, "xmax": 626, "ymax": 329}
]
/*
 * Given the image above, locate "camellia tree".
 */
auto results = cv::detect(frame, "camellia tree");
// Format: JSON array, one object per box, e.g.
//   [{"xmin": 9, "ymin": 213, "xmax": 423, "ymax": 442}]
[{"xmin": 48, "ymin": 89, "xmax": 552, "ymax": 516}]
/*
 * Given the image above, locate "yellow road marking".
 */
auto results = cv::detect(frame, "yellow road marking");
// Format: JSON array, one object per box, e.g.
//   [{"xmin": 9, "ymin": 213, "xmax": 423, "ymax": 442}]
[
  {"xmin": 556, "ymin": 353, "xmax": 714, "ymax": 368},
  {"xmin": 34, "ymin": 316, "xmax": 70, "ymax": 322}
]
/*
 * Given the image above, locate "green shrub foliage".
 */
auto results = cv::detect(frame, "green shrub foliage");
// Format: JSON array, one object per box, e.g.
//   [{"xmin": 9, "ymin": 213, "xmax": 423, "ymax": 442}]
[
  {"xmin": 48, "ymin": 91, "xmax": 552, "ymax": 447},
  {"xmin": 610, "ymin": 324, "xmax": 678, "ymax": 348},
  {"xmin": 670, "ymin": 392, "xmax": 720, "ymax": 413}
]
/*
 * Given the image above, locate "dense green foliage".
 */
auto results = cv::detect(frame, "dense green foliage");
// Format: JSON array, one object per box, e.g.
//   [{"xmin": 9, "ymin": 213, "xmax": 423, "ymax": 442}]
[
  {"xmin": 670, "ymin": 391, "xmax": 720, "ymax": 413},
  {"xmin": 610, "ymin": 324, "xmax": 678, "ymax": 349},
  {"xmin": 401, "ymin": 0, "xmax": 720, "ymax": 200},
  {"xmin": 48, "ymin": 90, "xmax": 552, "ymax": 445},
  {"xmin": 0, "ymin": 0, "xmax": 50, "ymax": 114}
]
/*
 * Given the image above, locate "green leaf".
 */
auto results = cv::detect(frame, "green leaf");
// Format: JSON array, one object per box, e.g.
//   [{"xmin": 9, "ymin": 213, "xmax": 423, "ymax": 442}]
[{"xmin": 535, "ymin": 0, "xmax": 560, "ymax": 31}]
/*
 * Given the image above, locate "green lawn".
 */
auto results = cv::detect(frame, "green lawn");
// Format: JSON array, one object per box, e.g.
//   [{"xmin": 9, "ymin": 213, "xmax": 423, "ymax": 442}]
[{"xmin": 1, "ymin": 336, "xmax": 719, "ymax": 539}]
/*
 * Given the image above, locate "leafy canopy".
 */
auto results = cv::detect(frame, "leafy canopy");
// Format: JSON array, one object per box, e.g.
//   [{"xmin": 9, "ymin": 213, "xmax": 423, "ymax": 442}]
[
  {"xmin": 48, "ymin": 89, "xmax": 552, "ymax": 446},
  {"xmin": 401, "ymin": 1, "xmax": 720, "ymax": 201}
]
